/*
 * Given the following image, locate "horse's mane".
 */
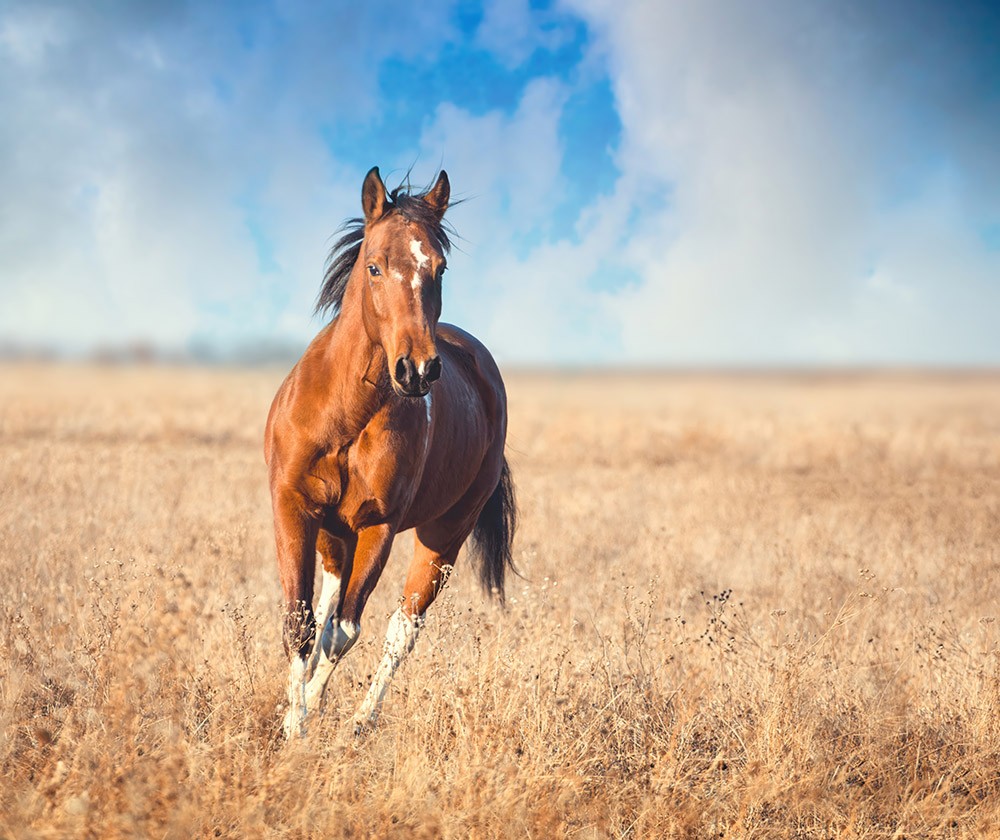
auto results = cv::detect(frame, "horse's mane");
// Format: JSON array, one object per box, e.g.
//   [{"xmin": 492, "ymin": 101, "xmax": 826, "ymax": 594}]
[{"xmin": 315, "ymin": 177, "xmax": 455, "ymax": 318}]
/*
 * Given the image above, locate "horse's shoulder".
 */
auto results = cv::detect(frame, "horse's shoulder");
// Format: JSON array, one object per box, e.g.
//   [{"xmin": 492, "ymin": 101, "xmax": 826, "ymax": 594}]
[{"xmin": 263, "ymin": 339, "xmax": 337, "ymax": 473}]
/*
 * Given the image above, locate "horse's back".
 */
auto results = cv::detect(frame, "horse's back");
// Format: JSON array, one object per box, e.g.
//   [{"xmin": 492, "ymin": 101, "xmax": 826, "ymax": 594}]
[
  {"xmin": 436, "ymin": 322, "xmax": 507, "ymax": 425},
  {"xmin": 437, "ymin": 322, "xmax": 508, "ymax": 456}
]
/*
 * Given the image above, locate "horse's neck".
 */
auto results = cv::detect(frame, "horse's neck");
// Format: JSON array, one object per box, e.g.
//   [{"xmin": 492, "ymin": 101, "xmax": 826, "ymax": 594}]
[{"xmin": 319, "ymin": 281, "xmax": 390, "ymax": 436}]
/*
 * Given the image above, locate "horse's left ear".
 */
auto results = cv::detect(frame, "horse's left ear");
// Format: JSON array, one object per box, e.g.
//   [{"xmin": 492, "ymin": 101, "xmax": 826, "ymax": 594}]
[{"xmin": 424, "ymin": 170, "xmax": 450, "ymax": 219}]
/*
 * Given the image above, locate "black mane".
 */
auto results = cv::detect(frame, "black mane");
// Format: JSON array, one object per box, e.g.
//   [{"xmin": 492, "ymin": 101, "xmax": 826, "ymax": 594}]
[{"xmin": 315, "ymin": 178, "xmax": 455, "ymax": 318}]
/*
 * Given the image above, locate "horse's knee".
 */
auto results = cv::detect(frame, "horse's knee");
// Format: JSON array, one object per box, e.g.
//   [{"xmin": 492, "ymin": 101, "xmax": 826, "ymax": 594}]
[{"xmin": 321, "ymin": 619, "xmax": 360, "ymax": 661}]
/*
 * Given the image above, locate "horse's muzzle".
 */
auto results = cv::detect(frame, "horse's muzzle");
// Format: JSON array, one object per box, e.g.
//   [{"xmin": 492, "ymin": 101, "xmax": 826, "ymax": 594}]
[{"xmin": 393, "ymin": 353, "xmax": 442, "ymax": 397}]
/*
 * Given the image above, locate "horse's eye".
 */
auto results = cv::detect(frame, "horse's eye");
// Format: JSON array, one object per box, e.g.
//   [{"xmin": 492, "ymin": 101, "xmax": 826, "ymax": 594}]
[
  {"xmin": 436, "ymin": 265, "xmax": 446, "ymax": 280},
  {"xmin": 367, "ymin": 264, "xmax": 381, "ymax": 278}
]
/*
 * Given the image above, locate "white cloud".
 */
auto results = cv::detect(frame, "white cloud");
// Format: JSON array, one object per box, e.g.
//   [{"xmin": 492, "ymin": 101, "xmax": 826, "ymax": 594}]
[
  {"xmin": 475, "ymin": 0, "xmax": 575, "ymax": 67},
  {"xmin": 409, "ymin": 77, "xmax": 608, "ymax": 362},
  {"xmin": 2, "ymin": 1, "xmax": 997, "ymax": 365},
  {"xmin": 0, "ymin": 1, "xmax": 456, "ymax": 352},
  {"xmin": 549, "ymin": 0, "xmax": 1000, "ymax": 364},
  {"xmin": 406, "ymin": 0, "xmax": 1000, "ymax": 366}
]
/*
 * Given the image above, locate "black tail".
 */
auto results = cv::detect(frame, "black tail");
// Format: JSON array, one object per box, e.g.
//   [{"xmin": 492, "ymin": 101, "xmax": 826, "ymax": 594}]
[{"xmin": 470, "ymin": 457, "xmax": 517, "ymax": 603}]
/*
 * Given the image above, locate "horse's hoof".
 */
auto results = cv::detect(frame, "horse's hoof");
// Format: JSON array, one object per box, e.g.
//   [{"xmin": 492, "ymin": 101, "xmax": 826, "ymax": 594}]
[{"xmin": 352, "ymin": 716, "xmax": 376, "ymax": 738}]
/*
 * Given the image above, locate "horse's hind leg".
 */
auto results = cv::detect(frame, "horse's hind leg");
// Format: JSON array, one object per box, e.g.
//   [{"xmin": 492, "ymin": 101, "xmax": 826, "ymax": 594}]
[
  {"xmin": 302, "ymin": 529, "xmax": 353, "ymax": 716},
  {"xmin": 303, "ymin": 524, "xmax": 394, "ymax": 719},
  {"xmin": 353, "ymin": 524, "xmax": 465, "ymax": 731},
  {"xmin": 306, "ymin": 530, "xmax": 347, "ymax": 678}
]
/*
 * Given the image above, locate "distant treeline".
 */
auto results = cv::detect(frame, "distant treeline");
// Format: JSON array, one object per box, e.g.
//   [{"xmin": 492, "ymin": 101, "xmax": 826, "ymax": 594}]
[{"xmin": 0, "ymin": 338, "xmax": 307, "ymax": 366}]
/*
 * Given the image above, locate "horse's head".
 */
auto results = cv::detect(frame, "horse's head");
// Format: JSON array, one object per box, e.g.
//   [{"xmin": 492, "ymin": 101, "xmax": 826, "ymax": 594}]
[{"xmin": 358, "ymin": 167, "xmax": 450, "ymax": 398}]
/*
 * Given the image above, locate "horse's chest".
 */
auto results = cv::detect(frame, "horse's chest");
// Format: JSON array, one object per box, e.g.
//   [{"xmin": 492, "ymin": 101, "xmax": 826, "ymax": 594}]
[{"xmin": 333, "ymin": 426, "xmax": 420, "ymax": 531}]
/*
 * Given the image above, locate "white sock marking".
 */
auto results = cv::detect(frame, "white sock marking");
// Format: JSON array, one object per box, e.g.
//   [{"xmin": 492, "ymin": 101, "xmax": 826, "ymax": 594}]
[
  {"xmin": 303, "ymin": 618, "xmax": 359, "ymax": 715},
  {"xmin": 307, "ymin": 567, "xmax": 341, "ymax": 680},
  {"xmin": 283, "ymin": 655, "xmax": 308, "ymax": 739},
  {"xmin": 333, "ymin": 619, "xmax": 360, "ymax": 646},
  {"xmin": 354, "ymin": 608, "xmax": 423, "ymax": 729}
]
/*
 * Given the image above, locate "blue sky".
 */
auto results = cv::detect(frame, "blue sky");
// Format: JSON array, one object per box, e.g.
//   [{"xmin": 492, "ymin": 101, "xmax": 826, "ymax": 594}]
[{"xmin": 1, "ymin": 0, "xmax": 998, "ymax": 364}]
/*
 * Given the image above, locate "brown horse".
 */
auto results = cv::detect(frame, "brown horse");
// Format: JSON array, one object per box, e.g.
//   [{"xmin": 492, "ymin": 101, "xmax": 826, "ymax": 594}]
[{"xmin": 264, "ymin": 166, "xmax": 516, "ymax": 737}]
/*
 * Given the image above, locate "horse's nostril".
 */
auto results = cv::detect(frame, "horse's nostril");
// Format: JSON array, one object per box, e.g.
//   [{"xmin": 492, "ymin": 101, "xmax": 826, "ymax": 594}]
[
  {"xmin": 424, "ymin": 356, "xmax": 442, "ymax": 383},
  {"xmin": 394, "ymin": 355, "xmax": 412, "ymax": 385}
]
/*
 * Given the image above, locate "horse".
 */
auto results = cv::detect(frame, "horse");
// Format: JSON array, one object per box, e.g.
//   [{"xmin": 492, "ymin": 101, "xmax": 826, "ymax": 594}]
[{"xmin": 264, "ymin": 166, "xmax": 516, "ymax": 738}]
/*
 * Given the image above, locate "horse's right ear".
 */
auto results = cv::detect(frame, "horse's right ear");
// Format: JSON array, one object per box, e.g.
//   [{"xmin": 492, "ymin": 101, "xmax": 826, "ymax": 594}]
[
  {"xmin": 424, "ymin": 170, "xmax": 450, "ymax": 220},
  {"xmin": 362, "ymin": 166, "xmax": 386, "ymax": 224}
]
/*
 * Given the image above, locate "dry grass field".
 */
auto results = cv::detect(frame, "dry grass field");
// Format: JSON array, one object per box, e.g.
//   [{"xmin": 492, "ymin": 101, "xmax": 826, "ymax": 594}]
[{"xmin": 2, "ymin": 363, "xmax": 999, "ymax": 838}]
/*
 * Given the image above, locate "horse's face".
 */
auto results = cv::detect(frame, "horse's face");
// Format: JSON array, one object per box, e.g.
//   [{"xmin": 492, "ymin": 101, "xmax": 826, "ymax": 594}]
[{"xmin": 359, "ymin": 168, "xmax": 450, "ymax": 398}]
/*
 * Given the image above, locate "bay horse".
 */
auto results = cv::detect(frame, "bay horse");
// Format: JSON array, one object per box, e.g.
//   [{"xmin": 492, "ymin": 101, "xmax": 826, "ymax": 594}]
[{"xmin": 264, "ymin": 166, "xmax": 516, "ymax": 738}]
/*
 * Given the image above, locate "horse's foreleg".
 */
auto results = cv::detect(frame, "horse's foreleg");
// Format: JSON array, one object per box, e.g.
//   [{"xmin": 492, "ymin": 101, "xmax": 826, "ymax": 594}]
[
  {"xmin": 271, "ymin": 488, "xmax": 319, "ymax": 740},
  {"xmin": 303, "ymin": 523, "xmax": 395, "ymax": 719},
  {"xmin": 353, "ymin": 531, "xmax": 460, "ymax": 732}
]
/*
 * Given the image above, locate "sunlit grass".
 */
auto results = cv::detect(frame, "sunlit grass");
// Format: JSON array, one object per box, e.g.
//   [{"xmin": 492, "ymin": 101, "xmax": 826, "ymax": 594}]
[{"xmin": 2, "ymin": 364, "xmax": 999, "ymax": 837}]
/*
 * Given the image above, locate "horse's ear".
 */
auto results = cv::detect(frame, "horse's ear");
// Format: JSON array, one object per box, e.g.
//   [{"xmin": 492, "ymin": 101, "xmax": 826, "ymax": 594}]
[
  {"xmin": 362, "ymin": 166, "xmax": 386, "ymax": 224},
  {"xmin": 424, "ymin": 170, "xmax": 450, "ymax": 219}
]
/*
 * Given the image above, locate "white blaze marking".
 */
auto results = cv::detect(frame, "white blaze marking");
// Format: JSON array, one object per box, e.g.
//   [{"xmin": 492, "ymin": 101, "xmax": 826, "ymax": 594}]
[
  {"xmin": 410, "ymin": 238, "xmax": 428, "ymax": 293},
  {"xmin": 423, "ymin": 392, "xmax": 432, "ymax": 424},
  {"xmin": 410, "ymin": 238, "xmax": 429, "ymax": 269},
  {"xmin": 354, "ymin": 608, "xmax": 423, "ymax": 729},
  {"xmin": 390, "ymin": 269, "xmax": 404, "ymax": 284}
]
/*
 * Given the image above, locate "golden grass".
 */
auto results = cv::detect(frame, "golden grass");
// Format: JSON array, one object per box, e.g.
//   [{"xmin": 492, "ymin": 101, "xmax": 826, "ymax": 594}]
[{"xmin": 2, "ymin": 363, "xmax": 1000, "ymax": 838}]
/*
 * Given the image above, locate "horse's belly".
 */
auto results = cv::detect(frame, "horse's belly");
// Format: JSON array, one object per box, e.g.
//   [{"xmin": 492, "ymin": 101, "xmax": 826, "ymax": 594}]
[{"xmin": 400, "ymin": 435, "xmax": 490, "ymax": 529}]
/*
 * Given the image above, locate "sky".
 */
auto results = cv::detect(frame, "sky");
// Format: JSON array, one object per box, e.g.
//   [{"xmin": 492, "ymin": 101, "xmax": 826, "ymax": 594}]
[{"xmin": 1, "ymin": 0, "xmax": 998, "ymax": 366}]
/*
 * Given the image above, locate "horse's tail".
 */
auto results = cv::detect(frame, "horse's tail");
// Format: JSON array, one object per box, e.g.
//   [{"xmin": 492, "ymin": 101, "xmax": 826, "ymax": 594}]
[{"xmin": 470, "ymin": 456, "xmax": 517, "ymax": 603}]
